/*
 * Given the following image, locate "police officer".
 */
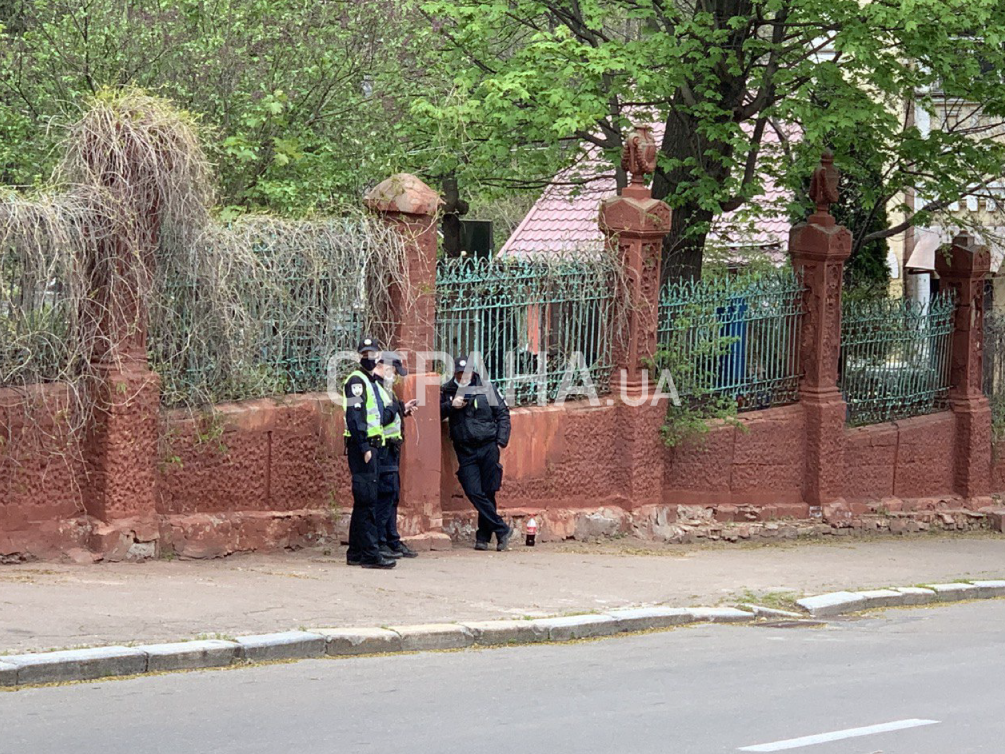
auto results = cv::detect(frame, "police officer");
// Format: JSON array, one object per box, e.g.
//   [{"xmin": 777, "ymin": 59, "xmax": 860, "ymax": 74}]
[
  {"xmin": 373, "ymin": 352, "xmax": 419, "ymax": 560},
  {"xmin": 343, "ymin": 338, "xmax": 396, "ymax": 569},
  {"xmin": 440, "ymin": 357, "xmax": 513, "ymax": 551}
]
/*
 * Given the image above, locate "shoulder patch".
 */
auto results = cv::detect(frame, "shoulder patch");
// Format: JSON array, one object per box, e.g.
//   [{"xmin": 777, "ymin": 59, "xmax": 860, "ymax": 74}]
[{"xmin": 351, "ymin": 383, "xmax": 364, "ymax": 397}]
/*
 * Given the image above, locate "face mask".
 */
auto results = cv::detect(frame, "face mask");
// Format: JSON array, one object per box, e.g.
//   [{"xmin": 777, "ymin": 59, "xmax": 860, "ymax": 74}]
[{"xmin": 360, "ymin": 357, "xmax": 377, "ymax": 372}]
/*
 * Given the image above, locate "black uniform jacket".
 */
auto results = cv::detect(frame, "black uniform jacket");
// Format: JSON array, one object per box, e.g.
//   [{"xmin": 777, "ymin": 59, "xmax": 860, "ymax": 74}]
[{"xmin": 440, "ymin": 373, "xmax": 511, "ymax": 450}]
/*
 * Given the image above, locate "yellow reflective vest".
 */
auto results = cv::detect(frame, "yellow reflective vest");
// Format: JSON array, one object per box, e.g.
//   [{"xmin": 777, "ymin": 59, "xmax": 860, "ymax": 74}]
[
  {"xmin": 343, "ymin": 370, "xmax": 383, "ymax": 441},
  {"xmin": 376, "ymin": 382, "xmax": 402, "ymax": 442}
]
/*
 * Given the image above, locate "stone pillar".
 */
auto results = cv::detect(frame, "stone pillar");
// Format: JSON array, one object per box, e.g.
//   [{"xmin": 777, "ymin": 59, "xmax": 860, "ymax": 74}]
[
  {"xmin": 599, "ymin": 126, "xmax": 672, "ymax": 510},
  {"xmin": 600, "ymin": 126, "xmax": 671, "ymax": 393},
  {"xmin": 83, "ymin": 233, "xmax": 162, "ymax": 558},
  {"xmin": 365, "ymin": 173, "xmax": 448, "ymax": 544},
  {"xmin": 788, "ymin": 152, "xmax": 851, "ymax": 508},
  {"xmin": 936, "ymin": 233, "xmax": 992, "ymax": 498}
]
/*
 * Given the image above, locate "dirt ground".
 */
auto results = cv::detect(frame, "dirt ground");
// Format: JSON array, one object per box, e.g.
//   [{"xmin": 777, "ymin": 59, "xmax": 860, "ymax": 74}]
[{"xmin": 4, "ymin": 533, "xmax": 1004, "ymax": 653}]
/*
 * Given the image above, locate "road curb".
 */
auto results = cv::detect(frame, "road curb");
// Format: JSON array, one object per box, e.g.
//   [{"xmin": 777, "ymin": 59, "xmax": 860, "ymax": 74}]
[
  {"xmin": 140, "ymin": 639, "xmax": 240, "ymax": 672},
  {"xmin": 5, "ymin": 578, "xmax": 1004, "ymax": 689},
  {"xmin": 389, "ymin": 624, "xmax": 474, "ymax": 652},
  {"xmin": 0, "ymin": 661, "xmax": 18, "ymax": 687},
  {"xmin": 927, "ymin": 583, "xmax": 981, "ymax": 601},
  {"xmin": 795, "ymin": 581, "xmax": 998, "ymax": 617},
  {"xmin": 531, "ymin": 614, "xmax": 621, "ymax": 641},
  {"xmin": 5, "ymin": 646, "xmax": 147, "ymax": 686},
  {"xmin": 686, "ymin": 607, "xmax": 754, "ymax": 623},
  {"xmin": 317, "ymin": 628, "xmax": 403, "ymax": 656},
  {"xmin": 893, "ymin": 586, "xmax": 938, "ymax": 605},
  {"xmin": 605, "ymin": 607, "xmax": 695, "ymax": 632},
  {"xmin": 795, "ymin": 591, "xmax": 867, "ymax": 616},
  {"xmin": 235, "ymin": 631, "xmax": 326, "ymax": 662},
  {"xmin": 460, "ymin": 620, "xmax": 551, "ymax": 646},
  {"xmin": 741, "ymin": 604, "xmax": 804, "ymax": 620}
]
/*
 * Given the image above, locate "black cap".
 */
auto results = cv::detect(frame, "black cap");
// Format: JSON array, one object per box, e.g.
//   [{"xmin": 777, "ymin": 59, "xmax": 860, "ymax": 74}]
[
  {"xmin": 379, "ymin": 351, "xmax": 408, "ymax": 377},
  {"xmin": 356, "ymin": 337, "xmax": 381, "ymax": 355},
  {"xmin": 453, "ymin": 356, "xmax": 475, "ymax": 374}
]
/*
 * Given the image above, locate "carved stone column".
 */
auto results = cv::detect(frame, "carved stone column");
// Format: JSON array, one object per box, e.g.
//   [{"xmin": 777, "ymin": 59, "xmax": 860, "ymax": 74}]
[
  {"xmin": 600, "ymin": 125, "xmax": 672, "ymax": 394},
  {"xmin": 599, "ymin": 126, "xmax": 672, "ymax": 510},
  {"xmin": 82, "ymin": 206, "xmax": 161, "ymax": 557},
  {"xmin": 365, "ymin": 174, "xmax": 448, "ymax": 543},
  {"xmin": 936, "ymin": 233, "xmax": 992, "ymax": 498},
  {"xmin": 789, "ymin": 152, "xmax": 851, "ymax": 507}
]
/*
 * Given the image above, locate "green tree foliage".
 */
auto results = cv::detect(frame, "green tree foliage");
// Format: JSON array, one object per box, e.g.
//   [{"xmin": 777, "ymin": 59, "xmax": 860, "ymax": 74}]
[
  {"xmin": 419, "ymin": 0, "xmax": 1005, "ymax": 281},
  {"xmin": 833, "ymin": 160, "xmax": 892, "ymax": 295},
  {"xmin": 0, "ymin": 0, "xmax": 433, "ymax": 214}
]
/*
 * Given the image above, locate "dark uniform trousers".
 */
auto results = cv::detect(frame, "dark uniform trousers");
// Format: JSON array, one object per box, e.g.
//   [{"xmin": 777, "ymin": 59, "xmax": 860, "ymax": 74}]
[
  {"xmin": 376, "ymin": 445, "xmax": 402, "ymax": 551},
  {"xmin": 346, "ymin": 444, "xmax": 381, "ymax": 563},
  {"xmin": 456, "ymin": 442, "xmax": 506, "ymax": 544}
]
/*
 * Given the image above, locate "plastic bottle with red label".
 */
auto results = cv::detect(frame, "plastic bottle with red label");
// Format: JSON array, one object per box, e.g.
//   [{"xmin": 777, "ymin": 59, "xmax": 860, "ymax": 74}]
[{"xmin": 525, "ymin": 517, "xmax": 538, "ymax": 546}]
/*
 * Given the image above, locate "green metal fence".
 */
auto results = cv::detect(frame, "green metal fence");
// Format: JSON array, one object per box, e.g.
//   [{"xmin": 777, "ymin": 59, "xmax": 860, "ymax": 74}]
[
  {"xmin": 435, "ymin": 255, "xmax": 616, "ymax": 405},
  {"xmin": 0, "ymin": 244, "xmax": 71, "ymax": 386},
  {"xmin": 149, "ymin": 224, "xmax": 370, "ymax": 407},
  {"xmin": 151, "ymin": 273, "xmax": 364, "ymax": 407},
  {"xmin": 657, "ymin": 269, "xmax": 805, "ymax": 411},
  {"xmin": 839, "ymin": 293, "xmax": 955, "ymax": 426},
  {"xmin": 983, "ymin": 310, "xmax": 1005, "ymax": 440}
]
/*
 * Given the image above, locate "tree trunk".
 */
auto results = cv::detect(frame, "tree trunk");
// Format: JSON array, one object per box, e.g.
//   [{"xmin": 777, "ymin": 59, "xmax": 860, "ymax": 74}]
[
  {"xmin": 649, "ymin": 0, "xmax": 754, "ymax": 286},
  {"xmin": 651, "ymin": 110, "xmax": 724, "ymax": 286},
  {"xmin": 661, "ymin": 202, "xmax": 714, "ymax": 285},
  {"xmin": 441, "ymin": 174, "xmax": 468, "ymax": 259}
]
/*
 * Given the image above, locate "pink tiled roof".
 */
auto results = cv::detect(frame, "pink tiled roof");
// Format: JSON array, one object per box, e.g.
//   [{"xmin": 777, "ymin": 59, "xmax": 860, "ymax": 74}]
[{"xmin": 500, "ymin": 123, "xmax": 793, "ymax": 260}]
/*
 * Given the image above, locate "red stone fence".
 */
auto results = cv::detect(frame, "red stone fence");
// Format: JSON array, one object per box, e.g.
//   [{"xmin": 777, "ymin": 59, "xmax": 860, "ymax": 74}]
[{"xmin": 1, "ymin": 163, "xmax": 1002, "ymax": 562}]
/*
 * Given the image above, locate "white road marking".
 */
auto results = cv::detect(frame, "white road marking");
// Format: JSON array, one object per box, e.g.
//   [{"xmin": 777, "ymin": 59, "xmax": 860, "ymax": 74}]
[{"xmin": 738, "ymin": 719, "xmax": 940, "ymax": 751}]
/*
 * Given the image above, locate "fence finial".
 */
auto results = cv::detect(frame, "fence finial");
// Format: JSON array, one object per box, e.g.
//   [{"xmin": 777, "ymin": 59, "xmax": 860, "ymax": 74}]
[
  {"xmin": 621, "ymin": 125, "xmax": 658, "ymax": 188},
  {"xmin": 809, "ymin": 149, "xmax": 840, "ymax": 215}
]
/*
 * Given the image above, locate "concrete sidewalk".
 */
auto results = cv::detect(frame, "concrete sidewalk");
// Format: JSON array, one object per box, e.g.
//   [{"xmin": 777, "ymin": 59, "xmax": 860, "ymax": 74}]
[{"xmin": 4, "ymin": 534, "xmax": 1005, "ymax": 654}]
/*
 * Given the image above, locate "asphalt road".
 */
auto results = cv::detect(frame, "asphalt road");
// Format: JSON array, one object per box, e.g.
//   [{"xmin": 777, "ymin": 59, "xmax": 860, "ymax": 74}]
[{"xmin": 4, "ymin": 601, "xmax": 1005, "ymax": 753}]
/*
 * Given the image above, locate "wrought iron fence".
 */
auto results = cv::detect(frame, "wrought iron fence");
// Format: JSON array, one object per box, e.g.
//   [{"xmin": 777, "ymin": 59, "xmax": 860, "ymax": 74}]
[
  {"xmin": 148, "ymin": 219, "xmax": 378, "ymax": 408},
  {"xmin": 657, "ymin": 269, "xmax": 804, "ymax": 411},
  {"xmin": 839, "ymin": 293, "xmax": 955, "ymax": 426},
  {"xmin": 983, "ymin": 310, "xmax": 1005, "ymax": 440},
  {"xmin": 435, "ymin": 254, "xmax": 616, "ymax": 405},
  {"xmin": 0, "ymin": 243, "xmax": 72, "ymax": 386},
  {"xmin": 151, "ymin": 273, "xmax": 364, "ymax": 406}
]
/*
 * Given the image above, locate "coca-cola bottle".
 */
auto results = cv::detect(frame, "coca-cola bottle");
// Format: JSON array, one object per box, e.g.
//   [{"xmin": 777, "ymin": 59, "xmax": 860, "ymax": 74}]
[{"xmin": 525, "ymin": 517, "xmax": 538, "ymax": 546}]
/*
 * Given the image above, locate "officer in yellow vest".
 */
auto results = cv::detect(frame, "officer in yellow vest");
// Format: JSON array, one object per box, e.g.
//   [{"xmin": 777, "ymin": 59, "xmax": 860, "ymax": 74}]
[
  {"xmin": 343, "ymin": 337, "xmax": 396, "ymax": 569},
  {"xmin": 373, "ymin": 352, "xmax": 419, "ymax": 559}
]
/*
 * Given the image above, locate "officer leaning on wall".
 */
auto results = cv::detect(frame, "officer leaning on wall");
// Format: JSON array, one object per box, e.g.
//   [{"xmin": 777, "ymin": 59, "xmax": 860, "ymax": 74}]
[
  {"xmin": 342, "ymin": 337, "xmax": 397, "ymax": 569},
  {"xmin": 372, "ymin": 351, "xmax": 419, "ymax": 560},
  {"xmin": 440, "ymin": 356, "xmax": 513, "ymax": 551}
]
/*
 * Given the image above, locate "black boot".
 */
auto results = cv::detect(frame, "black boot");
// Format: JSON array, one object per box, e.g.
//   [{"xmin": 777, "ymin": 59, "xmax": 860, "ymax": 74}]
[
  {"xmin": 496, "ymin": 528, "xmax": 513, "ymax": 551},
  {"xmin": 361, "ymin": 557, "xmax": 397, "ymax": 569}
]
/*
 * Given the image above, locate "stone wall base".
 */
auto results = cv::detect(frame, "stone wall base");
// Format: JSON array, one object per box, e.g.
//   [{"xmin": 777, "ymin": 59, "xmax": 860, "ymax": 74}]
[
  {"xmin": 1, "ymin": 509, "xmax": 348, "ymax": 563},
  {"xmin": 444, "ymin": 497, "xmax": 1002, "ymax": 545},
  {"xmin": 6, "ymin": 497, "xmax": 1003, "ymax": 563}
]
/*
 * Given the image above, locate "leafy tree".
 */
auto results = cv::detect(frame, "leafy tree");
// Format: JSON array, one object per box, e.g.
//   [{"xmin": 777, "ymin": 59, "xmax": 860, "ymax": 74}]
[
  {"xmin": 0, "ymin": 0, "xmax": 432, "ymax": 214},
  {"xmin": 832, "ymin": 157, "xmax": 892, "ymax": 294},
  {"xmin": 419, "ymin": 0, "xmax": 1005, "ymax": 282}
]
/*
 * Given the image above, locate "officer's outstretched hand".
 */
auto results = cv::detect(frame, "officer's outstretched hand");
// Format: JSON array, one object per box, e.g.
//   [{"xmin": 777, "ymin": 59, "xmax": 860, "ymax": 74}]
[
  {"xmin": 451, "ymin": 395, "xmax": 467, "ymax": 409},
  {"xmin": 404, "ymin": 399, "xmax": 418, "ymax": 415},
  {"xmin": 364, "ymin": 450, "xmax": 372, "ymax": 463}
]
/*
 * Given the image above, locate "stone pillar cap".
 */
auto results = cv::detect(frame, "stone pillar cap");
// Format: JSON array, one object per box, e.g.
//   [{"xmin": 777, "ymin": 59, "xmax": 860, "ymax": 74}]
[
  {"xmin": 365, "ymin": 173, "xmax": 443, "ymax": 216},
  {"xmin": 935, "ymin": 232, "xmax": 991, "ymax": 277}
]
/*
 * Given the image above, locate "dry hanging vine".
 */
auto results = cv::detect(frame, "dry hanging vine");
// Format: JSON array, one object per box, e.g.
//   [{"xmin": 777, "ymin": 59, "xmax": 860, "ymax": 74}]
[{"xmin": 1, "ymin": 87, "xmax": 410, "ymax": 504}]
